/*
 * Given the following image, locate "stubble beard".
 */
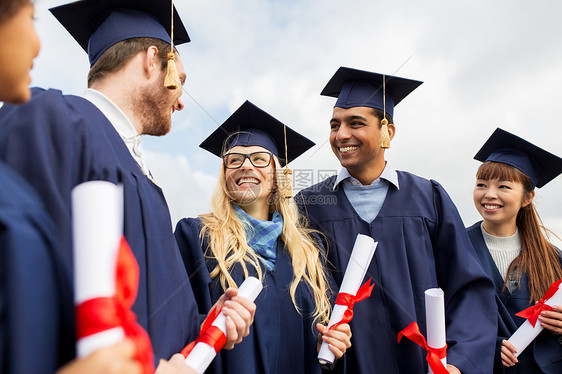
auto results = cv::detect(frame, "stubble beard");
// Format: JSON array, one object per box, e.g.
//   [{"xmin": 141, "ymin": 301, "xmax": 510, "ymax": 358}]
[{"xmin": 137, "ymin": 81, "xmax": 173, "ymax": 136}]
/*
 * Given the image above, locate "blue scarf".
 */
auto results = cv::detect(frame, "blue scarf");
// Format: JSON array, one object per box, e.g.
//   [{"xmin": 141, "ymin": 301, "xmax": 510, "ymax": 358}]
[{"xmin": 234, "ymin": 205, "xmax": 283, "ymax": 271}]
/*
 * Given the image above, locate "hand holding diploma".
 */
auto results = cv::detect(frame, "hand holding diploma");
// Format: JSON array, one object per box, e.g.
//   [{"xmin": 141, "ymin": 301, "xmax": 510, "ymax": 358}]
[
  {"xmin": 317, "ymin": 234, "xmax": 377, "ymax": 365},
  {"xmin": 215, "ymin": 287, "xmax": 257, "ymax": 350},
  {"xmin": 507, "ymin": 279, "xmax": 562, "ymax": 358},
  {"xmin": 182, "ymin": 277, "xmax": 262, "ymax": 374},
  {"xmin": 397, "ymin": 288, "xmax": 448, "ymax": 374},
  {"xmin": 316, "ymin": 322, "xmax": 352, "ymax": 360}
]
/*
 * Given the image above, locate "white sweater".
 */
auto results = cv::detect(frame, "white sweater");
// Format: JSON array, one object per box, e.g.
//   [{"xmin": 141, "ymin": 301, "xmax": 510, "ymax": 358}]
[{"xmin": 481, "ymin": 224, "xmax": 521, "ymax": 282}]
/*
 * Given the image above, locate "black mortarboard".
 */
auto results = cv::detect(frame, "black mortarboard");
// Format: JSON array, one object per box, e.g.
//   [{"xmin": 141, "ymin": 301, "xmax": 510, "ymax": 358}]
[
  {"xmin": 50, "ymin": 0, "xmax": 190, "ymax": 67},
  {"xmin": 200, "ymin": 101, "xmax": 315, "ymax": 167},
  {"xmin": 474, "ymin": 128, "xmax": 562, "ymax": 188},
  {"xmin": 321, "ymin": 67, "xmax": 422, "ymax": 118}
]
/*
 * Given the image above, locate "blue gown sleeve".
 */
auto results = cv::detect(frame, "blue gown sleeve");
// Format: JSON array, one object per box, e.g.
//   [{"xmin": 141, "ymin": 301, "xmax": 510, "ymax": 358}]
[
  {"xmin": 431, "ymin": 181, "xmax": 497, "ymax": 373},
  {"xmin": 0, "ymin": 162, "xmax": 75, "ymax": 372}
]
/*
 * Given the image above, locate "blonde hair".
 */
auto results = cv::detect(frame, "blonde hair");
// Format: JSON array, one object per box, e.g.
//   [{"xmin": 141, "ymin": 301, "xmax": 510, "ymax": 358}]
[{"xmin": 199, "ymin": 154, "xmax": 332, "ymax": 324}]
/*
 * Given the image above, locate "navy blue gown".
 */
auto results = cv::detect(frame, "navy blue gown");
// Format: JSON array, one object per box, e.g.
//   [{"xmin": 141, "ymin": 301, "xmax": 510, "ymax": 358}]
[
  {"xmin": 0, "ymin": 88, "xmax": 199, "ymax": 362},
  {"xmin": 174, "ymin": 217, "xmax": 340, "ymax": 374},
  {"xmin": 295, "ymin": 172, "xmax": 497, "ymax": 374},
  {"xmin": 0, "ymin": 160, "xmax": 74, "ymax": 372},
  {"xmin": 467, "ymin": 221, "xmax": 562, "ymax": 373}
]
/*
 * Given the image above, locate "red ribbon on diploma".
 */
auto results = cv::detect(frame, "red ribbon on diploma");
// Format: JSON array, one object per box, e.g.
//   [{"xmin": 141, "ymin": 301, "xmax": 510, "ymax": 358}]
[
  {"xmin": 76, "ymin": 236, "xmax": 154, "ymax": 374},
  {"xmin": 516, "ymin": 279, "xmax": 562, "ymax": 327},
  {"xmin": 181, "ymin": 305, "xmax": 228, "ymax": 357},
  {"xmin": 397, "ymin": 321, "xmax": 448, "ymax": 374},
  {"xmin": 329, "ymin": 278, "xmax": 374, "ymax": 331}
]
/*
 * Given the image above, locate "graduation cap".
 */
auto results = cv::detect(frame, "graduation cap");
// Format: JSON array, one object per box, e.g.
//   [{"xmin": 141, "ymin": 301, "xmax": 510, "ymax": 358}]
[
  {"xmin": 200, "ymin": 101, "xmax": 315, "ymax": 198},
  {"xmin": 49, "ymin": 0, "xmax": 190, "ymax": 70},
  {"xmin": 321, "ymin": 67, "xmax": 423, "ymax": 119},
  {"xmin": 474, "ymin": 128, "xmax": 562, "ymax": 188},
  {"xmin": 200, "ymin": 100, "xmax": 315, "ymax": 166},
  {"xmin": 321, "ymin": 67, "xmax": 422, "ymax": 148}
]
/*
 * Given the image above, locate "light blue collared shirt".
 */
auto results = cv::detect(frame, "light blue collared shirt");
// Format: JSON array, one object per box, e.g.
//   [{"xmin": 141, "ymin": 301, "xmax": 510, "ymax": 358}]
[{"xmin": 333, "ymin": 162, "xmax": 399, "ymax": 223}]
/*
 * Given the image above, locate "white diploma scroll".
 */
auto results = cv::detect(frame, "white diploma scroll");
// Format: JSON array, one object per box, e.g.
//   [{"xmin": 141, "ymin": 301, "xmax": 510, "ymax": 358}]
[
  {"xmin": 184, "ymin": 276, "xmax": 263, "ymax": 374},
  {"xmin": 425, "ymin": 288, "xmax": 447, "ymax": 373},
  {"xmin": 318, "ymin": 234, "xmax": 378, "ymax": 365},
  {"xmin": 72, "ymin": 181, "xmax": 124, "ymax": 358},
  {"xmin": 507, "ymin": 283, "xmax": 562, "ymax": 357}
]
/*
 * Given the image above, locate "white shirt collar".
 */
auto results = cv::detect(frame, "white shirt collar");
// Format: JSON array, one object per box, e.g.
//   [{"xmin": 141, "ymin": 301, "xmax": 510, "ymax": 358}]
[
  {"xmin": 83, "ymin": 89, "xmax": 151, "ymax": 176},
  {"xmin": 333, "ymin": 161, "xmax": 399, "ymax": 190}
]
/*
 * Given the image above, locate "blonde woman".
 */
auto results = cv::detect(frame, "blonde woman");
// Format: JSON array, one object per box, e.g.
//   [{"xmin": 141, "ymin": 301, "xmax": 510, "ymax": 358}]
[{"xmin": 175, "ymin": 101, "xmax": 351, "ymax": 374}]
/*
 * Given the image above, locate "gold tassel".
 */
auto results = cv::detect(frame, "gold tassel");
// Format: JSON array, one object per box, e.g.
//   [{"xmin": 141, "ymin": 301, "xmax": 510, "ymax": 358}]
[
  {"xmin": 379, "ymin": 118, "xmax": 391, "ymax": 149},
  {"xmin": 279, "ymin": 168, "xmax": 293, "ymax": 199},
  {"xmin": 164, "ymin": 52, "xmax": 179, "ymax": 90}
]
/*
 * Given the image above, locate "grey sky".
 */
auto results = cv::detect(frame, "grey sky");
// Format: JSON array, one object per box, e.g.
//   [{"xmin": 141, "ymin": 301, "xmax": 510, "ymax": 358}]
[{"xmin": 30, "ymin": 0, "xmax": 562, "ymax": 245}]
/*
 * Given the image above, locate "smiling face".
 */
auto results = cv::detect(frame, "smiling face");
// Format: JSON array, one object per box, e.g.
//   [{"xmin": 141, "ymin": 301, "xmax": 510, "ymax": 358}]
[
  {"xmin": 473, "ymin": 178, "xmax": 528, "ymax": 229},
  {"xmin": 473, "ymin": 162, "xmax": 534, "ymax": 235},
  {"xmin": 329, "ymin": 106, "xmax": 393, "ymax": 185},
  {"xmin": 0, "ymin": 2, "xmax": 40, "ymax": 103},
  {"xmin": 224, "ymin": 145, "xmax": 276, "ymax": 209}
]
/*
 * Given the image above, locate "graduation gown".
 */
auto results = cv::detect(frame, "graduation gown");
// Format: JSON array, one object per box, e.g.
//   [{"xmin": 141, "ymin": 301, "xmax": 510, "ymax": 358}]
[
  {"xmin": 295, "ymin": 172, "xmax": 497, "ymax": 374},
  {"xmin": 467, "ymin": 221, "xmax": 562, "ymax": 373},
  {"xmin": 0, "ymin": 88, "xmax": 199, "ymax": 361},
  {"xmin": 174, "ymin": 217, "xmax": 337, "ymax": 374},
  {"xmin": 0, "ymin": 161, "xmax": 74, "ymax": 373}
]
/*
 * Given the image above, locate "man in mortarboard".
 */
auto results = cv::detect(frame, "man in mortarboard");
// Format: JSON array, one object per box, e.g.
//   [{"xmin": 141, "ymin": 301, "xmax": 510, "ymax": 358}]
[
  {"xmin": 296, "ymin": 67, "xmax": 497, "ymax": 373},
  {"xmin": 0, "ymin": 0, "xmax": 255, "ymax": 367}
]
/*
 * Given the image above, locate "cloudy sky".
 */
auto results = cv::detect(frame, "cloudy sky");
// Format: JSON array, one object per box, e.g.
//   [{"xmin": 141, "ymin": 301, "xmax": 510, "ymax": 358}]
[{"xmin": 30, "ymin": 0, "xmax": 562, "ymax": 245}]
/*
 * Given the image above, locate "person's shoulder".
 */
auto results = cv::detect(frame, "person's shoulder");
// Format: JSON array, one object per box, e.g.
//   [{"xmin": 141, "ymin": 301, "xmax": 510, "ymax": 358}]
[
  {"xmin": 175, "ymin": 216, "xmax": 203, "ymax": 233},
  {"xmin": 396, "ymin": 169, "xmax": 437, "ymax": 186},
  {"xmin": 466, "ymin": 221, "xmax": 482, "ymax": 233},
  {"xmin": 395, "ymin": 170, "xmax": 439, "ymax": 195},
  {"xmin": 1, "ymin": 87, "xmax": 100, "ymax": 126},
  {"xmin": 298, "ymin": 175, "xmax": 337, "ymax": 196},
  {"xmin": 27, "ymin": 87, "xmax": 90, "ymax": 108}
]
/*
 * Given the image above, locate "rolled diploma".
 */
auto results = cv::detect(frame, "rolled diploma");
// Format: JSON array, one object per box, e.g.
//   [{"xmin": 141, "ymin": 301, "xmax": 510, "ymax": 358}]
[
  {"xmin": 318, "ymin": 234, "xmax": 378, "ymax": 364},
  {"xmin": 507, "ymin": 286, "xmax": 562, "ymax": 357},
  {"xmin": 72, "ymin": 181, "xmax": 124, "ymax": 358},
  {"xmin": 184, "ymin": 276, "xmax": 263, "ymax": 374},
  {"xmin": 425, "ymin": 288, "xmax": 447, "ymax": 373}
]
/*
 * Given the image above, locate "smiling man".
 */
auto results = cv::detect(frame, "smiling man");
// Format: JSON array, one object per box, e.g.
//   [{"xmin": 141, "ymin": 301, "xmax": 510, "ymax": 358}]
[
  {"xmin": 0, "ymin": 0, "xmax": 255, "ymax": 366},
  {"xmin": 296, "ymin": 67, "xmax": 497, "ymax": 373}
]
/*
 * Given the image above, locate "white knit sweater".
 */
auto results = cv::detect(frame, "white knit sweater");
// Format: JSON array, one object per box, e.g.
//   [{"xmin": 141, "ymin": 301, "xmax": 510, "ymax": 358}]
[{"xmin": 481, "ymin": 224, "xmax": 521, "ymax": 282}]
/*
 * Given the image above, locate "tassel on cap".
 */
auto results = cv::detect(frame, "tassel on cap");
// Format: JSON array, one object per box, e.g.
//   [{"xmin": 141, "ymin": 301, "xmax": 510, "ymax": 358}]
[
  {"xmin": 278, "ymin": 123, "xmax": 294, "ymax": 199},
  {"xmin": 379, "ymin": 118, "xmax": 391, "ymax": 149},
  {"xmin": 379, "ymin": 74, "xmax": 391, "ymax": 149},
  {"xmin": 164, "ymin": 52, "xmax": 179, "ymax": 90},
  {"xmin": 279, "ymin": 168, "xmax": 293, "ymax": 199},
  {"xmin": 164, "ymin": 0, "xmax": 179, "ymax": 90}
]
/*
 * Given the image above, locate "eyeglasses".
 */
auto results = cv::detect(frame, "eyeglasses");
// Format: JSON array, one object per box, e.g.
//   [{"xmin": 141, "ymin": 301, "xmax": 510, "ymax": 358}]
[{"xmin": 223, "ymin": 152, "xmax": 273, "ymax": 169}]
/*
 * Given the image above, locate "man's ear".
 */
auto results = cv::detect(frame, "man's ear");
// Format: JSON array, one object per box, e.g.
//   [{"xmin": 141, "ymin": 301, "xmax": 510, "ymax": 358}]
[
  {"xmin": 143, "ymin": 46, "xmax": 159, "ymax": 78},
  {"xmin": 387, "ymin": 123, "xmax": 396, "ymax": 141}
]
